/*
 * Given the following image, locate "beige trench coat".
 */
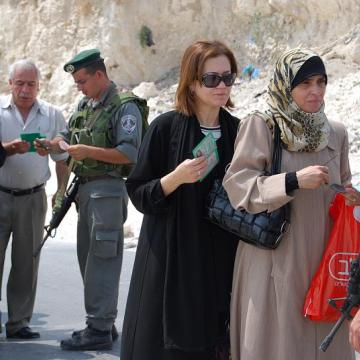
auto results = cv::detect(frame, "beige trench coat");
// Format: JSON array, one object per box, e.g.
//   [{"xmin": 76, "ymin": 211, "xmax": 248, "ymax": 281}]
[{"xmin": 223, "ymin": 115, "xmax": 355, "ymax": 360}]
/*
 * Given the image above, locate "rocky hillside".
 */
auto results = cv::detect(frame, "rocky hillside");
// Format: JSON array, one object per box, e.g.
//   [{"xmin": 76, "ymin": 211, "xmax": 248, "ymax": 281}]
[
  {"xmin": 0, "ymin": 0, "xmax": 359, "ymax": 113},
  {"xmin": 13, "ymin": 0, "xmax": 357, "ymax": 247}
]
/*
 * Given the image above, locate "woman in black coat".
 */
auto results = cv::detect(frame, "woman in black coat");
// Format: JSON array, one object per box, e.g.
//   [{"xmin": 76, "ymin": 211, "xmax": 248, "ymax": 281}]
[{"xmin": 121, "ymin": 40, "xmax": 239, "ymax": 360}]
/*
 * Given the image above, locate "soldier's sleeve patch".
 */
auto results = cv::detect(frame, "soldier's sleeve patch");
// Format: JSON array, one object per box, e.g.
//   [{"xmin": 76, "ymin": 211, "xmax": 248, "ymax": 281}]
[{"xmin": 121, "ymin": 114, "xmax": 137, "ymax": 135}]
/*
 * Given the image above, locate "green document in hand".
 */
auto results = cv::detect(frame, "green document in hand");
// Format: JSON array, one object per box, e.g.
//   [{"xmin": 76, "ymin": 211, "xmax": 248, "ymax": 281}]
[
  {"xmin": 192, "ymin": 132, "xmax": 219, "ymax": 181},
  {"xmin": 20, "ymin": 132, "xmax": 45, "ymax": 152}
]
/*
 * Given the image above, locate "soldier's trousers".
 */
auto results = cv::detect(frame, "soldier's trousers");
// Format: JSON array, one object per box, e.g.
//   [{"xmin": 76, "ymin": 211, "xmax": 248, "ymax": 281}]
[
  {"xmin": 76, "ymin": 177, "xmax": 128, "ymax": 331},
  {"xmin": 0, "ymin": 189, "xmax": 47, "ymax": 333}
]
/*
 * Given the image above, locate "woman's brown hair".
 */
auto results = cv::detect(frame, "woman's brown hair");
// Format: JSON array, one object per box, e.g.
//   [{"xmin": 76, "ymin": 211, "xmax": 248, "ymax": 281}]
[{"xmin": 175, "ymin": 40, "xmax": 238, "ymax": 116}]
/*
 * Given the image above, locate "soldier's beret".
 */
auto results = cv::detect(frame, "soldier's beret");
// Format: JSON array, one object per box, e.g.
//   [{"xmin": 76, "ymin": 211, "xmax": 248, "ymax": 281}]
[{"xmin": 63, "ymin": 48, "xmax": 103, "ymax": 74}]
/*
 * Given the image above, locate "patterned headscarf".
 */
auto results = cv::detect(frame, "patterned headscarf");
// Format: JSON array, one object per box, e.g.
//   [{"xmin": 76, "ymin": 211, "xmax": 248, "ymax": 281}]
[{"xmin": 259, "ymin": 48, "xmax": 330, "ymax": 152}]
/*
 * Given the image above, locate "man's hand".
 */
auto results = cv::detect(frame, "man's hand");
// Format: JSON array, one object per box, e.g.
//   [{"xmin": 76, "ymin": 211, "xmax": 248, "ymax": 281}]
[
  {"xmin": 34, "ymin": 138, "xmax": 52, "ymax": 156},
  {"xmin": 3, "ymin": 139, "xmax": 30, "ymax": 155},
  {"xmin": 67, "ymin": 144, "xmax": 90, "ymax": 161},
  {"xmin": 51, "ymin": 193, "xmax": 57, "ymax": 207}
]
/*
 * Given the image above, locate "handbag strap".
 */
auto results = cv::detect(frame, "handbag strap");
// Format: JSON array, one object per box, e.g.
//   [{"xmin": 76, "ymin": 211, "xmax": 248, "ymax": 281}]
[{"xmin": 271, "ymin": 120, "xmax": 282, "ymax": 175}]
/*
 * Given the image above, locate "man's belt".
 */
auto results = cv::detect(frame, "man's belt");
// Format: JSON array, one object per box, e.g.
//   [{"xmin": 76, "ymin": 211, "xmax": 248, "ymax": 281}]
[{"xmin": 0, "ymin": 183, "xmax": 45, "ymax": 196}]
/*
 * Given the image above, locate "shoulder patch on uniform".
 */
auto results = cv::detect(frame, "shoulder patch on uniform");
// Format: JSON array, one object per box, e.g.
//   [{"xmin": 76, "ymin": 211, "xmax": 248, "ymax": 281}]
[{"xmin": 121, "ymin": 114, "xmax": 137, "ymax": 135}]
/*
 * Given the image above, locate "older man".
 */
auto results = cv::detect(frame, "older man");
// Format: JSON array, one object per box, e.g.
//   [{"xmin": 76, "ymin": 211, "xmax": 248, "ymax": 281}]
[{"xmin": 0, "ymin": 59, "xmax": 68, "ymax": 339}]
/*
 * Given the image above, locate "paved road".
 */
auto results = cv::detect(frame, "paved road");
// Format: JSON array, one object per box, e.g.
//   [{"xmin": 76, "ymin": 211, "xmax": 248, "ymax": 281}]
[
  {"xmin": 1, "ymin": 239, "xmax": 359, "ymax": 359},
  {"xmin": 0, "ymin": 240, "xmax": 135, "ymax": 360}
]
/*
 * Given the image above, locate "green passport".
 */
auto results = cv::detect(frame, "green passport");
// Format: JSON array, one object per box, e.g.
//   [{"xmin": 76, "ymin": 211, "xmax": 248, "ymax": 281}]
[
  {"xmin": 192, "ymin": 132, "xmax": 219, "ymax": 181},
  {"xmin": 20, "ymin": 132, "xmax": 46, "ymax": 152}
]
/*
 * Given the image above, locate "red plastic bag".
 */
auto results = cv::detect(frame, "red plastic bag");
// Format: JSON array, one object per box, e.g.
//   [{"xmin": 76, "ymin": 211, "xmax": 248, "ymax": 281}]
[{"xmin": 303, "ymin": 194, "xmax": 360, "ymax": 321}]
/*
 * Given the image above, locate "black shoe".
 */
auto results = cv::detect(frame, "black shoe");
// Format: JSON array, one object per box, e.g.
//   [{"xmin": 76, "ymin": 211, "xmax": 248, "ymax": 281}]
[
  {"xmin": 61, "ymin": 326, "xmax": 112, "ymax": 351},
  {"xmin": 72, "ymin": 324, "xmax": 118, "ymax": 342},
  {"xmin": 7, "ymin": 326, "xmax": 40, "ymax": 339}
]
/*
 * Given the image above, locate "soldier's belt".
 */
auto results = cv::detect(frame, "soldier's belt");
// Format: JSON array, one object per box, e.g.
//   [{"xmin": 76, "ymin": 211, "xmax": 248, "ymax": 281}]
[{"xmin": 78, "ymin": 175, "xmax": 116, "ymax": 184}]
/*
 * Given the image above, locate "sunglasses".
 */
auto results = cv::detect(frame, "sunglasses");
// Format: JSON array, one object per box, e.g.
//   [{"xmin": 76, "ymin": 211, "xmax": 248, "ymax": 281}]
[{"xmin": 201, "ymin": 72, "xmax": 236, "ymax": 88}]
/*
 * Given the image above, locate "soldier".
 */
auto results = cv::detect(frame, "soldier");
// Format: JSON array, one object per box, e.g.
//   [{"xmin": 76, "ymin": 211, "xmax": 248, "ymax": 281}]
[
  {"xmin": 0, "ymin": 59, "xmax": 68, "ymax": 339},
  {"xmin": 36, "ymin": 49, "xmax": 144, "ymax": 351}
]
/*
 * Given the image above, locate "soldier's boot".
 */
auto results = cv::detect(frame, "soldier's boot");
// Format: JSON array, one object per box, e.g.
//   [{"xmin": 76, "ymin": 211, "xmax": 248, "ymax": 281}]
[
  {"xmin": 111, "ymin": 324, "xmax": 119, "ymax": 341},
  {"xmin": 61, "ymin": 325, "xmax": 112, "ymax": 351},
  {"xmin": 72, "ymin": 324, "xmax": 118, "ymax": 341}
]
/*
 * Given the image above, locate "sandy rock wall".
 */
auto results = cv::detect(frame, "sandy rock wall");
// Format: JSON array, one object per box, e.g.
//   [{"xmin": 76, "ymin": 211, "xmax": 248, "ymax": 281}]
[{"xmin": 0, "ymin": 0, "xmax": 359, "ymax": 111}]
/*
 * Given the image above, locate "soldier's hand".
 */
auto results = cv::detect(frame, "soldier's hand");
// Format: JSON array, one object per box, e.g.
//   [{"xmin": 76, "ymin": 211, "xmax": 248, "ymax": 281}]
[
  {"xmin": 3, "ymin": 139, "xmax": 30, "ymax": 155},
  {"xmin": 51, "ymin": 193, "xmax": 57, "ymax": 207},
  {"xmin": 34, "ymin": 138, "xmax": 52, "ymax": 156},
  {"xmin": 67, "ymin": 144, "xmax": 89, "ymax": 160}
]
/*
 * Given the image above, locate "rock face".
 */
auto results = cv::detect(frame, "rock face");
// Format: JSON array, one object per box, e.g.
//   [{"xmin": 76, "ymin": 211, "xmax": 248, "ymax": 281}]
[
  {"xmin": 0, "ymin": 0, "xmax": 359, "ymax": 111},
  {"xmin": 3, "ymin": 0, "xmax": 358, "ymax": 246}
]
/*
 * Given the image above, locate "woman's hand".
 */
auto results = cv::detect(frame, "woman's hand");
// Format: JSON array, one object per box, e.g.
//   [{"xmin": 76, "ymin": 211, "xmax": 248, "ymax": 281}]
[
  {"xmin": 296, "ymin": 165, "xmax": 329, "ymax": 189},
  {"xmin": 344, "ymin": 187, "xmax": 360, "ymax": 206},
  {"xmin": 174, "ymin": 156, "xmax": 208, "ymax": 184},
  {"xmin": 161, "ymin": 156, "xmax": 207, "ymax": 196}
]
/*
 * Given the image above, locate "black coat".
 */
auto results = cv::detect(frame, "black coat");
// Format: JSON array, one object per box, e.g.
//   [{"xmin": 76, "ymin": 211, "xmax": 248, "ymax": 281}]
[
  {"xmin": 0, "ymin": 142, "xmax": 6, "ymax": 167},
  {"xmin": 121, "ymin": 109, "xmax": 239, "ymax": 359}
]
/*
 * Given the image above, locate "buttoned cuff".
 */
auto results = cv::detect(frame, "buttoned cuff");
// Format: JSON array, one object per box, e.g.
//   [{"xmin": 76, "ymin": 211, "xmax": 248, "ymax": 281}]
[{"xmin": 285, "ymin": 172, "xmax": 299, "ymax": 195}]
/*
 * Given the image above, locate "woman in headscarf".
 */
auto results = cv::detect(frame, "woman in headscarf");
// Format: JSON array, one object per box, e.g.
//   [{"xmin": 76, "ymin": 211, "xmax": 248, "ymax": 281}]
[
  {"xmin": 223, "ymin": 48, "xmax": 355, "ymax": 360},
  {"xmin": 121, "ymin": 40, "xmax": 239, "ymax": 360}
]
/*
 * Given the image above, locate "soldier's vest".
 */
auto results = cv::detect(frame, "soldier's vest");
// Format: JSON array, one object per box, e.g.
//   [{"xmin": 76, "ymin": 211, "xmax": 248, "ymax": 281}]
[{"xmin": 69, "ymin": 92, "xmax": 149, "ymax": 177}]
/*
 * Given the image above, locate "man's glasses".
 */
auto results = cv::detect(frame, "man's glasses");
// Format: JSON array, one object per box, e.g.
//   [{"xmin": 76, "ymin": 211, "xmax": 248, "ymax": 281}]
[{"xmin": 201, "ymin": 72, "xmax": 236, "ymax": 88}]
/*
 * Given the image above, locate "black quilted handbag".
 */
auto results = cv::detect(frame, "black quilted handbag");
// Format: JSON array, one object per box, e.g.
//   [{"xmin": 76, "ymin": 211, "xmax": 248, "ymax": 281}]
[{"xmin": 205, "ymin": 121, "xmax": 290, "ymax": 249}]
